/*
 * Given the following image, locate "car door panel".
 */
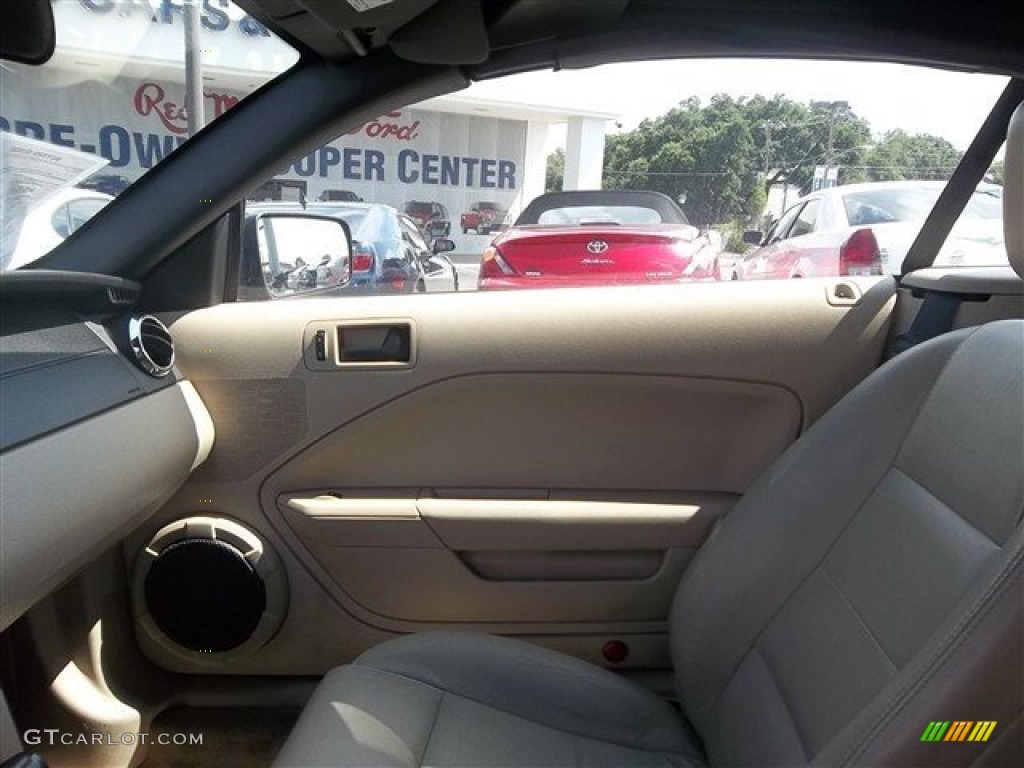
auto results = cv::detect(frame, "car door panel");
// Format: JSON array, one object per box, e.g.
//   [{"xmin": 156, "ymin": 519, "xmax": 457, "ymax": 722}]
[
  {"xmin": 146, "ymin": 277, "xmax": 895, "ymax": 673},
  {"xmin": 280, "ymin": 491, "xmax": 712, "ymax": 623}
]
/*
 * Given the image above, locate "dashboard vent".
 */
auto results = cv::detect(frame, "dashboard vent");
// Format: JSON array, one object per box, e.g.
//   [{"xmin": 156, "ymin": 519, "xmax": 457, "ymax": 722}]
[
  {"xmin": 127, "ymin": 315, "xmax": 175, "ymax": 377},
  {"xmin": 107, "ymin": 286, "xmax": 139, "ymax": 305}
]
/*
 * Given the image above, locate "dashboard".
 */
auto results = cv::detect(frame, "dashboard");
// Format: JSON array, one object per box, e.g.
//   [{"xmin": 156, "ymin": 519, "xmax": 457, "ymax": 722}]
[{"xmin": 0, "ymin": 271, "xmax": 214, "ymax": 631}]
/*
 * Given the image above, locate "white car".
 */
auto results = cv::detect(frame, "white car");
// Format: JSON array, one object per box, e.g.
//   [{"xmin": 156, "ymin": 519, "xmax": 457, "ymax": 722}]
[
  {"xmin": 6, "ymin": 187, "xmax": 113, "ymax": 270},
  {"xmin": 736, "ymin": 180, "xmax": 1004, "ymax": 279}
]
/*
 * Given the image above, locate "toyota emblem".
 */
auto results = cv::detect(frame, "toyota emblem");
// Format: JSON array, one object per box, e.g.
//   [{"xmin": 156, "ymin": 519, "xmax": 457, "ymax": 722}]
[{"xmin": 586, "ymin": 240, "xmax": 609, "ymax": 254}]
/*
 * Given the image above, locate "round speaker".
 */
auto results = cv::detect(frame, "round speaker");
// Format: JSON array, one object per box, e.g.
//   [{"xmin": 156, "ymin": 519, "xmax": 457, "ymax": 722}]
[
  {"xmin": 144, "ymin": 537, "xmax": 265, "ymax": 652},
  {"xmin": 133, "ymin": 517, "xmax": 287, "ymax": 664}
]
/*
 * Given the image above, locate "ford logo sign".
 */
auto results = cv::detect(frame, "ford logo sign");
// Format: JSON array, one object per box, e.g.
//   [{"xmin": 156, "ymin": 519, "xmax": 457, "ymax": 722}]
[{"xmin": 586, "ymin": 240, "xmax": 609, "ymax": 254}]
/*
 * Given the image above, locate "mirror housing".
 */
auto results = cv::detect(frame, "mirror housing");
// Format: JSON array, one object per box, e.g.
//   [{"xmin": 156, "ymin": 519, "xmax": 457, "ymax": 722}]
[
  {"xmin": 432, "ymin": 238, "xmax": 456, "ymax": 254},
  {"xmin": 742, "ymin": 230, "xmax": 764, "ymax": 246}
]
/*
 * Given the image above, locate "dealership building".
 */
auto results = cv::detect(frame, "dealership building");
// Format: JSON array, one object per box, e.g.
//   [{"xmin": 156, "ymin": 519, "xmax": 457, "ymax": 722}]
[{"xmin": 2, "ymin": 0, "xmax": 615, "ymax": 249}]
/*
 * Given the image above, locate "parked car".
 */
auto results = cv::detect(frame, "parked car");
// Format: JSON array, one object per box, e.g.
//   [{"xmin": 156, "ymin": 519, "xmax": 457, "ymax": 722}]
[
  {"xmin": 402, "ymin": 200, "xmax": 451, "ymax": 237},
  {"xmin": 460, "ymin": 200, "xmax": 507, "ymax": 234},
  {"xmin": 5, "ymin": 187, "xmax": 112, "ymax": 270},
  {"xmin": 478, "ymin": 190, "xmax": 719, "ymax": 289},
  {"xmin": 246, "ymin": 178, "xmax": 307, "ymax": 202},
  {"xmin": 247, "ymin": 201, "xmax": 459, "ymax": 294},
  {"xmin": 734, "ymin": 180, "xmax": 1004, "ymax": 279},
  {"xmin": 76, "ymin": 173, "xmax": 132, "ymax": 196},
  {"xmin": 318, "ymin": 189, "xmax": 363, "ymax": 202}
]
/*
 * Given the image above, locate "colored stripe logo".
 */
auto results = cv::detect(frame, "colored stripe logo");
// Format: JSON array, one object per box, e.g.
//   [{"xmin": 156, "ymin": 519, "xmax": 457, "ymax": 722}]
[{"xmin": 921, "ymin": 721, "xmax": 997, "ymax": 742}]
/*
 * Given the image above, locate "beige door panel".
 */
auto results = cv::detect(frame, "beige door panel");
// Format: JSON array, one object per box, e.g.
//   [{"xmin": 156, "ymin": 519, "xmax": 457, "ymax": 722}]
[
  {"xmin": 144, "ymin": 277, "xmax": 896, "ymax": 674},
  {"xmin": 277, "ymin": 493, "xmax": 727, "ymax": 623},
  {"xmin": 266, "ymin": 372, "xmax": 801, "ymax": 494},
  {"xmin": 415, "ymin": 497, "xmax": 723, "ymax": 551},
  {"xmin": 305, "ymin": 546, "xmax": 695, "ymax": 623},
  {"xmin": 259, "ymin": 370, "xmax": 785, "ymax": 627}
]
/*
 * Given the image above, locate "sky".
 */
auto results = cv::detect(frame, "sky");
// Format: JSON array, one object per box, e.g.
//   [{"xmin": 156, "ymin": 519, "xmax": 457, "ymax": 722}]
[{"xmin": 463, "ymin": 59, "xmax": 1010, "ymax": 153}]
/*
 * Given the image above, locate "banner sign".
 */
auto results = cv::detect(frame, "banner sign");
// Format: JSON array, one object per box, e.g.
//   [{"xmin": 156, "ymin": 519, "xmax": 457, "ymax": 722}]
[{"xmin": 1, "ymin": 68, "xmax": 527, "ymax": 229}]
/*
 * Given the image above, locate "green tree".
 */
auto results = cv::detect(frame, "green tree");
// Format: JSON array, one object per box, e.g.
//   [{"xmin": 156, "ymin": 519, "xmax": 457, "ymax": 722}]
[
  {"xmin": 602, "ymin": 94, "xmax": 871, "ymax": 227},
  {"xmin": 986, "ymin": 160, "xmax": 1004, "ymax": 185},
  {"xmin": 862, "ymin": 130, "xmax": 962, "ymax": 181},
  {"xmin": 545, "ymin": 148, "xmax": 564, "ymax": 192}
]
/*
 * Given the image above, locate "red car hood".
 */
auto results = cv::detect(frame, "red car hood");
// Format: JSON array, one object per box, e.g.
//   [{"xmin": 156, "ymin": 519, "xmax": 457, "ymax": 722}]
[{"xmin": 486, "ymin": 224, "xmax": 715, "ymax": 286}]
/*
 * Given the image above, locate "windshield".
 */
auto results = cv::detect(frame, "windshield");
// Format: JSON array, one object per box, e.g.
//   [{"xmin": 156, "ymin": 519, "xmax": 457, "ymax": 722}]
[
  {"xmin": 1, "ymin": 0, "xmax": 299, "ymax": 270},
  {"xmin": 403, "ymin": 202, "xmax": 432, "ymax": 215}
]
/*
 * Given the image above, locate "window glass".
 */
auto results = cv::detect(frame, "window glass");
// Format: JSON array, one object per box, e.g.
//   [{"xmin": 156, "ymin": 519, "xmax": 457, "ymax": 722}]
[
  {"xmin": 1, "ymin": 0, "xmax": 299, "ymax": 270},
  {"xmin": 536, "ymin": 205, "xmax": 664, "ymax": 226},
  {"xmin": 770, "ymin": 204, "xmax": 805, "ymax": 243},
  {"xmin": 400, "ymin": 217, "xmax": 431, "ymax": 252},
  {"xmin": 240, "ymin": 59, "xmax": 1008, "ymax": 296},
  {"xmin": 788, "ymin": 199, "xmax": 820, "ymax": 239},
  {"xmin": 66, "ymin": 198, "xmax": 110, "ymax": 233},
  {"xmin": 50, "ymin": 205, "xmax": 72, "ymax": 239}
]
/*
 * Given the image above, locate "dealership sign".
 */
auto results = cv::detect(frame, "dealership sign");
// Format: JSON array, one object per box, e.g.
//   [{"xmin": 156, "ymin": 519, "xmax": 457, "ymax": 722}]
[
  {"xmin": 50, "ymin": 0, "xmax": 297, "ymax": 77},
  {"xmin": 75, "ymin": 0, "xmax": 271, "ymax": 37},
  {"xmin": 1, "ymin": 65, "xmax": 526, "ymax": 217},
  {"xmin": 3, "ymin": 1, "xmax": 528, "ymax": 242}
]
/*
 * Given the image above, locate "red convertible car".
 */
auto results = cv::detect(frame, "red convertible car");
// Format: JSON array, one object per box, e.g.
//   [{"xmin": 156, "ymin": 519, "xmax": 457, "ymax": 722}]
[{"xmin": 478, "ymin": 190, "xmax": 719, "ymax": 290}]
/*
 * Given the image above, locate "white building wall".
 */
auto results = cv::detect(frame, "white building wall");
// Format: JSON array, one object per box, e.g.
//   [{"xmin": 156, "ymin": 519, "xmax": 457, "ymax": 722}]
[
  {"xmin": 563, "ymin": 116, "xmax": 607, "ymax": 190},
  {"xmin": 515, "ymin": 120, "xmax": 550, "ymax": 216}
]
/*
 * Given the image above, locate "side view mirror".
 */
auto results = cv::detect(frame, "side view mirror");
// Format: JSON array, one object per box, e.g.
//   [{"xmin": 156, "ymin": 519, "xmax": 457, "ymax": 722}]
[
  {"xmin": 250, "ymin": 213, "xmax": 352, "ymax": 296},
  {"xmin": 432, "ymin": 238, "xmax": 456, "ymax": 254},
  {"xmin": 742, "ymin": 230, "xmax": 763, "ymax": 246}
]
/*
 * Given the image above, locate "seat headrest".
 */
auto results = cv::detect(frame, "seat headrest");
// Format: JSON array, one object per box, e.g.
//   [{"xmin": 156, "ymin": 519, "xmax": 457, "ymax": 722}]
[{"xmin": 1006, "ymin": 102, "xmax": 1024, "ymax": 279}]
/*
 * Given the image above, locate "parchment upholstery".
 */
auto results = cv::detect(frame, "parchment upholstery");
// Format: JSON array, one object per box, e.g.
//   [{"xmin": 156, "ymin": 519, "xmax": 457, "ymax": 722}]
[{"xmin": 275, "ymin": 321, "xmax": 1023, "ymax": 767}]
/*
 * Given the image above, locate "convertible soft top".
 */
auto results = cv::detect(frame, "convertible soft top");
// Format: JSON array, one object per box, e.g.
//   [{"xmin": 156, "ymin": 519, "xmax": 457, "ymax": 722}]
[{"xmin": 515, "ymin": 190, "xmax": 689, "ymax": 226}]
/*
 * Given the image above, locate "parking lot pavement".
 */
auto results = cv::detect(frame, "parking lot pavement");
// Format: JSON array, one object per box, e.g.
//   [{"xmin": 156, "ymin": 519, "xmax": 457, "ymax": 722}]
[
  {"xmin": 719, "ymin": 252, "xmax": 742, "ymax": 279},
  {"xmin": 456, "ymin": 261, "xmax": 480, "ymax": 291}
]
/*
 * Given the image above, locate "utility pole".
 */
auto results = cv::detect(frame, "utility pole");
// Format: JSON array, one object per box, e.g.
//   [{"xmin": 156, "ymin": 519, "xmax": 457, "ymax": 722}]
[
  {"xmin": 760, "ymin": 121, "xmax": 776, "ymax": 174},
  {"xmin": 761, "ymin": 120, "xmax": 786, "ymax": 217},
  {"xmin": 812, "ymin": 100, "xmax": 848, "ymax": 188},
  {"xmin": 184, "ymin": 0, "xmax": 205, "ymax": 137}
]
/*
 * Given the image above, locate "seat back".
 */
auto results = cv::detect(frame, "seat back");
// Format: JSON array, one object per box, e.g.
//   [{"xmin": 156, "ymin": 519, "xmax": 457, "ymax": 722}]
[
  {"xmin": 670, "ymin": 103, "xmax": 1024, "ymax": 767},
  {"xmin": 1006, "ymin": 101, "xmax": 1024, "ymax": 275}
]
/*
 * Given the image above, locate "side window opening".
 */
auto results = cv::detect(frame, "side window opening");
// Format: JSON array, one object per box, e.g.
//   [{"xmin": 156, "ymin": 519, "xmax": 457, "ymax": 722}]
[{"xmin": 788, "ymin": 199, "xmax": 821, "ymax": 239}]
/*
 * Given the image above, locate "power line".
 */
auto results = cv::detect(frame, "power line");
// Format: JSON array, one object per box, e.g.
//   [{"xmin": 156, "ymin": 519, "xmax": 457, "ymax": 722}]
[
  {"xmin": 605, "ymin": 166, "xmax": 960, "ymax": 178},
  {"xmin": 604, "ymin": 170, "xmax": 731, "ymax": 177}
]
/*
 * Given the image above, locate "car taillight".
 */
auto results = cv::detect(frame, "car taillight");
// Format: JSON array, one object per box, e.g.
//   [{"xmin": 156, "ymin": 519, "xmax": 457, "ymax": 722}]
[
  {"xmin": 479, "ymin": 246, "xmax": 515, "ymax": 283},
  {"xmin": 839, "ymin": 228, "xmax": 882, "ymax": 276},
  {"xmin": 352, "ymin": 247, "xmax": 374, "ymax": 272}
]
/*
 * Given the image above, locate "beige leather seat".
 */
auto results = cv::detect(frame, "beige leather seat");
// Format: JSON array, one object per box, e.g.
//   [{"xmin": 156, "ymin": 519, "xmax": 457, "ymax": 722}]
[{"xmin": 273, "ymin": 107, "xmax": 1024, "ymax": 767}]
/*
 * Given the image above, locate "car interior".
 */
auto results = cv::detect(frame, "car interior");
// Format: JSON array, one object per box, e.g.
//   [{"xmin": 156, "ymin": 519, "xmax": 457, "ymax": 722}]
[{"xmin": 0, "ymin": 1, "xmax": 1022, "ymax": 767}]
